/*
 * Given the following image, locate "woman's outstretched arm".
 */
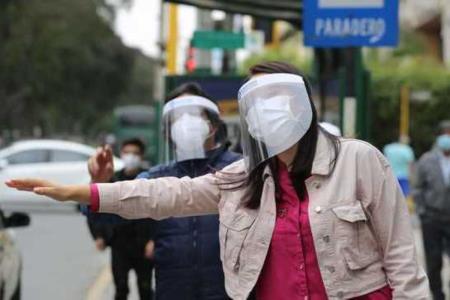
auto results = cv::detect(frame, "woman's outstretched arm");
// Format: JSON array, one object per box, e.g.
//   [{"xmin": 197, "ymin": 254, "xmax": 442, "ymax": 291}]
[
  {"xmin": 6, "ymin": 173, "xmax": 222, "ymax": 220},
  {"xmin": 6, "ymin": 179, "xmax": 91, "ymax": 203}
]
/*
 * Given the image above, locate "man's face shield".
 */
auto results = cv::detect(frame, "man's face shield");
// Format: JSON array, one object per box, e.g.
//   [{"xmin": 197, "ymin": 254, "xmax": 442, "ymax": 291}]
[{"xmin": 162, "ymin": 95, "xmax": 222, "ymax": 163}]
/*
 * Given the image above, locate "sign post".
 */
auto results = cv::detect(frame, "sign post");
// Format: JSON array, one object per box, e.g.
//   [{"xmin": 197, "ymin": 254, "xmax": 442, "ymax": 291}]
[
  {"xmin": 304, "ymin": 0, "xmax": 399, "ymax": 139},
  {"xmin": 304, "ymin": 0, "xmax": 399, "ymax": 47}
]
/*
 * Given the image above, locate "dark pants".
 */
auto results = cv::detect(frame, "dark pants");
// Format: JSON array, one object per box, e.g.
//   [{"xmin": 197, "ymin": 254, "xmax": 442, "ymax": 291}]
[
  {"xmin": 111, "ymin": 245, "xmax": 153, "ymax": 300},
  {"xmin": 421, "ymin": 216, "xmax": 450, "ymax": 300},
  {"xmin": 155, "ymin": 268, "xmax": 229, "ymax": 300}
]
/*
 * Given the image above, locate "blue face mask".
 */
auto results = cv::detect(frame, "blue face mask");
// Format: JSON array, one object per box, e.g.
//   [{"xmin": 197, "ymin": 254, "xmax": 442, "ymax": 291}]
[{"xmin": 437, "ymin": 134, "xmax": 450, "ymax": 151}]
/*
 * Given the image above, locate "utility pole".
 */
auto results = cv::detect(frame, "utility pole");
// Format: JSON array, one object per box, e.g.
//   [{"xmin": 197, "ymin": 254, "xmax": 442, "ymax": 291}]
[
  {"xmin": 271, "ymin": 21, "xmax": 282, "ymax": 48},
  {"xmin": 340, "ymin": 47, "xmax": 369, "ymax": 139},
  {"xmin": 167, "ymin": 3, "xmax": 178, "ymax": 75},
  {"xmin": 155, "ymin": 0, "xmax": 166, "ymax": 101},
  {"xmin": 400, "ymin": 85, "xmax": 410, "ymax": 138},
  {"xmin": 442, "ymin": 0, "xmax": 450, "ymax": 67}
]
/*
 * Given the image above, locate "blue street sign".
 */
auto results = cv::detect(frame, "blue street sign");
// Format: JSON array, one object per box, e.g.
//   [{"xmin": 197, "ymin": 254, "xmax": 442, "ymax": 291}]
[{"xmin": 304, "ymin": 0, "xmax": 399, "ymax": 47}]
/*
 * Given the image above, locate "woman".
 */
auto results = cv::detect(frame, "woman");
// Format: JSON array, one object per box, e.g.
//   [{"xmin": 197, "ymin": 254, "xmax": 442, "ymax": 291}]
[{"xmin": 7, "ymin": 62, "xmax": 429, "ymax": 299}]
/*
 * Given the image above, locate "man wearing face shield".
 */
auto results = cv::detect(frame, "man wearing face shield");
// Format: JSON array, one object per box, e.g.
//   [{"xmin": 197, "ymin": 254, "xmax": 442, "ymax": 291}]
[{"xmin": 134, "ymin": 83, "xmax": 240, "ymax": 300}]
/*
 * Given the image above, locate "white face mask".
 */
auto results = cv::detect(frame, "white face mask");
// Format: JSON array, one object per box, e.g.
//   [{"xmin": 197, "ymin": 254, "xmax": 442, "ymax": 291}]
[
  {"xmin": 238, "ymin": 73, "xmax": 313, "ymax": 172},
  {"xmin": 170, "ymin": 114, "xmax": 210, "ymax": 161},
  {"xmin": 121, "ymin": 153, "xmax": 142, "ymax": 170},
  {"xmin": 246, "ymin": 95, "xmax": 307, "ymax": 148}
]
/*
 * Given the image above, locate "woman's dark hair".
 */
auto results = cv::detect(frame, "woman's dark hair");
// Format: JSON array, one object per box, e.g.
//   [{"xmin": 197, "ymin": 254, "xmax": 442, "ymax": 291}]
[
  {"xmin": 121, "ymin": 137, "xmax": 146, "ymax": 155},
  {"xmin": 240, "ymin": 61, "xmax": 340, "ymax": 209},
  {"xmin": 165, "ymin": 82, "xmax": 228, "ymax": 146}
]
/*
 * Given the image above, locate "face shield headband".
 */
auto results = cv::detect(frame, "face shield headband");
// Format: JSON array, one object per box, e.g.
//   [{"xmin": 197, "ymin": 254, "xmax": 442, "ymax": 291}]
[{"xmin": 162, "ymin": 95, "xmax": 219, "ymax": 119}]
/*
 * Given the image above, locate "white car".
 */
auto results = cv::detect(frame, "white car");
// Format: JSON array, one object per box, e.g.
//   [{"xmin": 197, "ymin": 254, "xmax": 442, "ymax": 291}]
[
  {"xmin": 0, "ymin": 140, "xmax": 123, "ymax": 211},
  {"xmin": 0, "ymin": 209, "xmax": 30, "ymax": 300}
]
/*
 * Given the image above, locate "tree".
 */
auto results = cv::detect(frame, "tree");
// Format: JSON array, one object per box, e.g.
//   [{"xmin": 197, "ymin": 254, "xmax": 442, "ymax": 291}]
[{"xmin": 0, "ymin": 0, "xmax": 152, "ymax": 140}]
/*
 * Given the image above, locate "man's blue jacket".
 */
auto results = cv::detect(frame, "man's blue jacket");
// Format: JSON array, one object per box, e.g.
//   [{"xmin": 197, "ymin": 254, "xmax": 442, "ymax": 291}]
[{"xmin": 138, "ymin": 147, "xmax": 240, "ymax": 300}]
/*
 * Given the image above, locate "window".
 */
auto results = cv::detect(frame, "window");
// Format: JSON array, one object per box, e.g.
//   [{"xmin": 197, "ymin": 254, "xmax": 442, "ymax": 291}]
[
  {"xmin": 7, "ymin": 150, "xmax": 48, "ymax": 165},
  {"xmin": 50, "ymin": 150, "xmax": 89, "ymax": 162}
]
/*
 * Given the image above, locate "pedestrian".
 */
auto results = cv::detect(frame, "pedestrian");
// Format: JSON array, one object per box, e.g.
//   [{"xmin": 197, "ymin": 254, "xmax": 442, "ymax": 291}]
[
  {"xmin": 413, "ymin": 120, "xmax": 450, "ymax": 300},
  {"xmin": 7, "ymin": 61, "xmax": 429, "ymax": 299},
  {"xmin": 87, "ymin": 138, "xmax": 155, "ymax": 300},
  {"xmin": 102, "ymin": 83, "xmax": 238, "ymax": 300},
  {"xmin": 383, "ymin": 135, "xmax": 415, "ymax": 197},
  {"xmin": 143, "ymin": 83, "xmax": 239, "ymax": 300}
]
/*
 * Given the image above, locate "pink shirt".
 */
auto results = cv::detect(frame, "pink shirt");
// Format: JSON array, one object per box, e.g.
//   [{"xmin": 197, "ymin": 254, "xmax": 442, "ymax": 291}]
[{"xmin": 255, "ymin": 163, "xmax": 392, "ymax": 300}]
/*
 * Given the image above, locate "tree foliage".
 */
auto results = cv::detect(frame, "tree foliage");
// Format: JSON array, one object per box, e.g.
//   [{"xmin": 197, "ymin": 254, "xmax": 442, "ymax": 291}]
[
  {"xmin": 369, "ymin": 57, "xmax": 450, "ymax": 157},
  {"xmin": 0, "ymin": 0, "xmax": 154, "ymax": 140},
  {"xmin": 365, "ymin": 28, "xmax": 450, "ymax": 156},
  {"xmin": 239, "ymin": 40, "xmax": 312, "ymax": 75}
]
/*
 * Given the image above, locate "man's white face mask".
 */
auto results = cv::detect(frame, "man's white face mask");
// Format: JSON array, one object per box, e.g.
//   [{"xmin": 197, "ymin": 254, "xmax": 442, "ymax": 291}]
[
  {"xmin": 121, "ymin": 153, "xmax": 142, "ymax": 170},
  {"xmin": 170, "ymin": 114, "xmax": 210, "ymax": 160},
  {"xmin": 162, "ymin": 94, "xmax": 221, "ymax": 163}
]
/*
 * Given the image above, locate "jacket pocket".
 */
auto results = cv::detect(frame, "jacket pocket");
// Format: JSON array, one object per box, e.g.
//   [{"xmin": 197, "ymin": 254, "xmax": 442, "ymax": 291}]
[
  {"xmin": 332, "ymin": 202, "xmax": 367, "ymax": 223},
  {"xmin": 342, "ymin": 247, "xmax": 379, "ymax": 270},
  {"xmin": 220, "ymin": 210, "xmax": 256, "ymax": 231},
  {"xmin": 332, "ymin": 202, "xmax": 380, "ymax": 270},
  {"xmin": 219, "ymin": 211, "xmax": 256, "ymax": 272}
]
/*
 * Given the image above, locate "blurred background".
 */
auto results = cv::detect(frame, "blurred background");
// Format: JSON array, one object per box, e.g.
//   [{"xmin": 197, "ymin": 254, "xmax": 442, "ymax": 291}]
[{"xmin": 0, "ymin": 0, "xmax": 450, "ymax": 299}]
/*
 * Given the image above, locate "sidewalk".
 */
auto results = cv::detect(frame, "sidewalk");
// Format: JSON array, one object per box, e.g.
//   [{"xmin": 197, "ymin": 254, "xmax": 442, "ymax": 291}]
[{"xmin": 86, "ymin": 250, "xmax": 140, "ymax": 300}]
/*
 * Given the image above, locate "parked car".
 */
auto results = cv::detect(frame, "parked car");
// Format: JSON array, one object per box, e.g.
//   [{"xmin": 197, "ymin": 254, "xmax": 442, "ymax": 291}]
[
  {"xmin": 0, "ymin": 140, "xmax": 123, "ymax": 211},
  {"xmin": 0, "ymin": 209, "xmax": 30, "ymax": 300}
]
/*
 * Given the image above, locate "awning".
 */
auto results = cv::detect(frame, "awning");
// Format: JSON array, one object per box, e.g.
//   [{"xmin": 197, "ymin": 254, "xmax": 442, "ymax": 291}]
[{"xmin": 163, "ymin": 0, "xmax": 302, "ymax": 24}]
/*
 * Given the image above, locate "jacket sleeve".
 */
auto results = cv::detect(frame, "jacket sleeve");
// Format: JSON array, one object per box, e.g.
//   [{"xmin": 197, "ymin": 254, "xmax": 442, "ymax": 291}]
[
  {"xmin": 96, "ymin": 174, "xmax": 221, "ymax": 220},
  {"xmin": 358, "ymin": 147, "xmax": 429, "ymax": 299}
]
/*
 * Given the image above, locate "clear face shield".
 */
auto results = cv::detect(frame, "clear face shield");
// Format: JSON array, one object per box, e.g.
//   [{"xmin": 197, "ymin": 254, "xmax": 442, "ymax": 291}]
[
  {"xmin": 238, "ymin": 73, "xmax": 313, "ymax": 172},
  {"xmin": 162, "ymin": 95, "xmax": 222, "ymax": 163}
]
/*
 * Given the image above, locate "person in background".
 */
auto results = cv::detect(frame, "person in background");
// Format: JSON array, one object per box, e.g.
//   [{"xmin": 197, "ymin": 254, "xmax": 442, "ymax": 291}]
[
  {"xmin": 135, "ymin": 83, "xmax": 240, "ymax": 300},
  {"xmin": 87, "ymin": 138, "xmax": 154, "ymax": 300},
  {"xmin": 414, "ymin": 120, "xmax": 450, "ymax": 300},
  {"xmin": 383, "ymin": 135, "xmax": 415, "ymax": 197},
  {"xmin": 88, "ymin": 83, "xmax": 239, "ymax": 300}
]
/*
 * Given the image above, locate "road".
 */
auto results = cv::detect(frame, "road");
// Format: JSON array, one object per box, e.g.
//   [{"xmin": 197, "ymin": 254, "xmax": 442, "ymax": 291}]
[{"xmin": 10, "ymin": 209, "xmax": 139, "ymax": 300}]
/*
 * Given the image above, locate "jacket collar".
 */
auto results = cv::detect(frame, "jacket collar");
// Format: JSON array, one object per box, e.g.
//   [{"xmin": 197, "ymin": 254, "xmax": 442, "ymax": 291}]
[
  {"xmin": 262, "ymin": 131, "xmax": 334, "ymax": 178},
  {"xmin": 311, "ymin": 131, "xmax": 335, "ymax": 176}
]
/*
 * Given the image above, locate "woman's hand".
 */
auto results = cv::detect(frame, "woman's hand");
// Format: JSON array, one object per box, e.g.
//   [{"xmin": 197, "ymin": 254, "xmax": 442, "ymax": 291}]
[{"xmin": 5, "ymin": 179, "xmax": 91, "ymax": 204}]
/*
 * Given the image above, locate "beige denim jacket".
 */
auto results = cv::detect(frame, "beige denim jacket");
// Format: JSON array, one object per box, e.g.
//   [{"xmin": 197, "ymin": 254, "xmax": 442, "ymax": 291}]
[{"xmin": 97, "ymin": 133, "xmax": 429, "ymax": 300}]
